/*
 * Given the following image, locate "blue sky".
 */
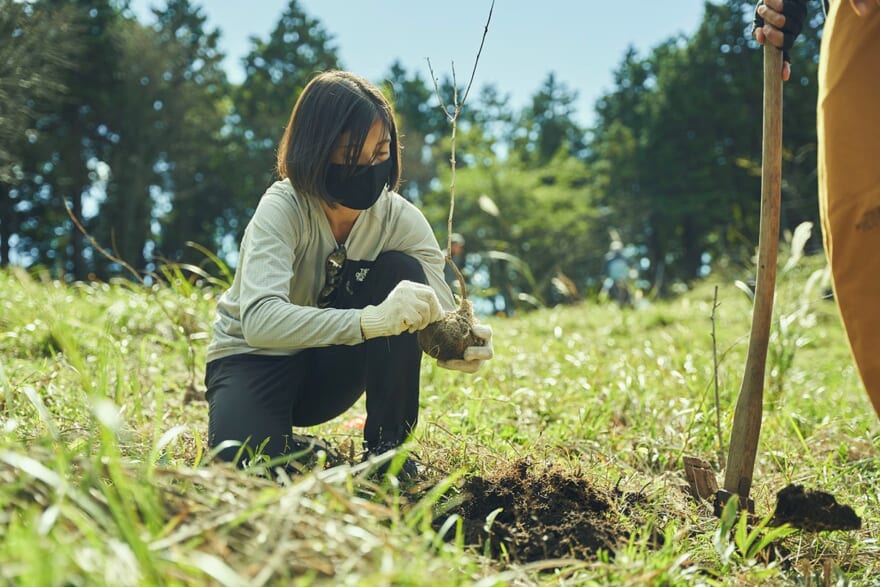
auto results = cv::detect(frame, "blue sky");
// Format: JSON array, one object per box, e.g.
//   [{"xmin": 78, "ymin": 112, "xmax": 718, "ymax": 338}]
[{"xmin": 128, "ymin": 0, "xmax": 712, "ymax": 126}]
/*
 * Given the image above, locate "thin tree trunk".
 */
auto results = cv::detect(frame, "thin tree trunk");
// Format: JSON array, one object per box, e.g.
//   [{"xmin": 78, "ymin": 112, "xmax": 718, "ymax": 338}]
[
  {"xmin": 646, "ymin": 212, "xmax": 666, "ymax": 296},
  {"xmin": 70, "ymin": 186, "xmax": 86, "ymax": 280},
  {"xmin": 682, "ymin": 215, "xmax": 702, "ymax": 279},
  {"xmin": 0, "ymin": 182, "xmax": 11, "ymax": 267}
]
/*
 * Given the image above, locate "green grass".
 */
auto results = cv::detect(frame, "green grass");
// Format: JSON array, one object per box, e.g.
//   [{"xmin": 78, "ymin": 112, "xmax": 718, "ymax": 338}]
[{"xmin": 0, "ymin": 249, "xmax": 878, "ymax": 586}]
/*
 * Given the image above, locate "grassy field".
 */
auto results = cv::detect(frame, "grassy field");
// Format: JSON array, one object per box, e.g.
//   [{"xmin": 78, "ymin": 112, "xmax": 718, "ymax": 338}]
[{"xmin": 1, "ymin": 245, "xmax": 878, "ymax": 586}]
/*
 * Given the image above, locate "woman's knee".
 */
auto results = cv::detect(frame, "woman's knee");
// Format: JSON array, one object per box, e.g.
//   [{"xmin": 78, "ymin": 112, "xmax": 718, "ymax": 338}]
[
  {"xmin": 205, "ymin": 355, "xmax": 298, "ymax": 465},
  {"xmin": 371, "ymin": 251, "xmax": 427, "ymax": 285}
]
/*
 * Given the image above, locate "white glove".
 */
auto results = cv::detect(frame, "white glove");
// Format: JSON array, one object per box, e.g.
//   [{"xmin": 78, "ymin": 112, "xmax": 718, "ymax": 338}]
[
  {"xmin": 437, "ymin": 324, "xmax": 493, "ymax": 373},
  {"xmin": 360, "ymin": 280, "xmax": 443, "ymax": 340}
]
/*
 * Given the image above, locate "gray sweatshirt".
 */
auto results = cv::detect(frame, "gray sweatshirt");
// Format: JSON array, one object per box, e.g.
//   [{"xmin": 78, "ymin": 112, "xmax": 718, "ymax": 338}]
[{"xmin": 206, "ymin": 179, "xmax": 456, "ymax": 363}]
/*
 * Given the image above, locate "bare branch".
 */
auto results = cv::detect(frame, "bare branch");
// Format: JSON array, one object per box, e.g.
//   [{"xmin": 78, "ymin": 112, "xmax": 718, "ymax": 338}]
[
  {"xmin": 64, "ymin": 199, "xmax": 202, "ymax": 391},
  {"xmin": 64, "ymin": 199, "xmax": 141, "ymax": 282},
  {"xmin": 460, "ymin": 0, "xmax": 495, "ymax": 109},
  {"xmin": 426, "ymin": 1, "xmax": 495, "ymax": 258},
  {"xmin": 425, "ymin": 59, "xmax": 453, "ymax": 121}
]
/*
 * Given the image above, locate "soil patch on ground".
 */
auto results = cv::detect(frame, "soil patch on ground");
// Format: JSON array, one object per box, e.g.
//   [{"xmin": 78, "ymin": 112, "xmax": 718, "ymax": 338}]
[
  {"xmin": 438, "ymin": 458, "xmax": 641, "ymax": 563},
  {"xmin": 771, "ymin": 484, "xmax": 862, "ymax": 532}
]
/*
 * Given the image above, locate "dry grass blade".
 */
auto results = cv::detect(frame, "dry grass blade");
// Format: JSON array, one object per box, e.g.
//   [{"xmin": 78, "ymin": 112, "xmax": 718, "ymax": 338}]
[
  {"xmin": 165, "ymin": 550, "xmax": 248, "ymax": 587},
  {"xmin": 150, "ymin": 463, "xmax": 413, "ymax": 582},
  {"xmin": 0, "ymin": 450, "xmax": 114, "ymax": 530}
]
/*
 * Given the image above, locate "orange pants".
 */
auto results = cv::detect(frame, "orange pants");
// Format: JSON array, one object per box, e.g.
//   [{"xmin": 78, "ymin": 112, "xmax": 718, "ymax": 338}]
[{"xmin": 817, "ymin": 2, "xmax": 880, "ymax": 417}]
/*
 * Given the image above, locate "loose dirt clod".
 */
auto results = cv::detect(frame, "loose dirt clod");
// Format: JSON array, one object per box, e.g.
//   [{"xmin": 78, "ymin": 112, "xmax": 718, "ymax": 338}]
[{"xmin": 771, "ymin": 484, "xmax": 862, "ymax": 532}]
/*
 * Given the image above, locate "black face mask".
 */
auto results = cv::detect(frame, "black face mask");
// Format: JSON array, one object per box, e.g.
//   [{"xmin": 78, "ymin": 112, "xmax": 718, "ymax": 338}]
[{"xmin": 325, "ymin": 158, "xmax": 392, "ymax": 210}]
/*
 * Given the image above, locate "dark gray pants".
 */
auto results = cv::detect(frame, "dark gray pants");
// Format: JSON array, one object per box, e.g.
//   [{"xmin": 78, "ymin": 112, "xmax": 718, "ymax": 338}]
[{"xmin": 206, "ymin": 251, "xmax": 427, "ymax": 465}]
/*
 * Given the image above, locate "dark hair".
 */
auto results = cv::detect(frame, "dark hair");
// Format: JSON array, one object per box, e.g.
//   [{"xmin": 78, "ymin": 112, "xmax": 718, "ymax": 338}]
[{"xmin": 276, "ymin": 70, "xmax": 401, "ymax": 204}]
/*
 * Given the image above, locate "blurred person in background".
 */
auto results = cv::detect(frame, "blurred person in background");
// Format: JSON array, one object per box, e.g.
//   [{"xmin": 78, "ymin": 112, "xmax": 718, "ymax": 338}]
[{"xmin": 601, "ymin": 239, "xmax": 632, "ymax": 307}]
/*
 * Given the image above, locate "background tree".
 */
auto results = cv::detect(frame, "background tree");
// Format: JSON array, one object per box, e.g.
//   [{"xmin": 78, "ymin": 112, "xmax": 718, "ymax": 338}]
[
  {"xmin": 588, "ymin": 47, "xmax": 655, "ymax": 283},
  {"xmin": 776, "ymin": 0, "xmax": 823, "ymax": 244},
  {"xmin": 513, "ymin": 72, "xmax": 586, "ymax": 167},
  {"xmin": 230, "ymin": 0, "xmax": 339, "ymax": 227},
  {"xmin": 149, "ymin": 0, "xmax": 233, "ymax": 264},
  {"xmin": 93, "ymin": 16, "xmax": 173, "ymax": 273},
  {"xmin": 470, "ymin": 84, "xmax": 516, "ymax": 161},
  {"xmin": 0, "ymin": 0, "xmax": 81, "ymax": 267},
  {"xmin": 0, "ymin": 0, "xmax": 828, "ymax": 302},
  {"xmin": 33, "ymin": 0, "xmax": 123, "ymax": 279},
  {"xmin": 380, "ymin": 61, "xmax": 447, "ymax": 202},
  {"xmin": 586, "ymin": 0, "xmax": 823, "ymax": 291},
  {"xmin": 422, "ymin": 141, "xmax": 600, "ymax": 310}
]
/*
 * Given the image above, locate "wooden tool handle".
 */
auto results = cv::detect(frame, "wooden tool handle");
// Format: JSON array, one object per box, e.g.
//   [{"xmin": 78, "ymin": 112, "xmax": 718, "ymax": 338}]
[{"xmin": 723, "ymin": 46, "xmax": 783, "ymax": 501}]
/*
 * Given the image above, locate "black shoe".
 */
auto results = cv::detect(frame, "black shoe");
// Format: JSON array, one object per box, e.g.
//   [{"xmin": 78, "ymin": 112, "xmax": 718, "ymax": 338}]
[
  {"xmin": 285, "ymin": 433, "xmax": 349, "ymax": 470},
  {"xmin": 362, "ymin": 440, "xmax": 420, "ymax": 481}
]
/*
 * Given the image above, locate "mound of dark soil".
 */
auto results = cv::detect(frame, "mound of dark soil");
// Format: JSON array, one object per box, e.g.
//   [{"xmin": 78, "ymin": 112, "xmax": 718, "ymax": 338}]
[
  {"xmin": 771, "ymin": 484, "xmax": 862, "ymax": 532},
  {"xmin": 439, "ymin": 459, "xmax": 632, "ymax": 563}
]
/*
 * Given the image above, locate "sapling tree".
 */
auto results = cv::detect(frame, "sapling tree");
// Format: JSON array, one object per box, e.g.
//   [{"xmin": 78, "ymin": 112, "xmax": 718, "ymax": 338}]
[{"xmin": 418, "ymin": 1, "xmax": 495, "ymax": 361}]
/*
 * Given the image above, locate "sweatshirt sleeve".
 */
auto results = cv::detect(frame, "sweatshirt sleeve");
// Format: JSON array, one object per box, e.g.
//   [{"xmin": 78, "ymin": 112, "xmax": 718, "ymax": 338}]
[
  {"xmin": 236, "ymin": 193, "xmax": 364, "ymax": 349},
  {"xmin": 385, "ymin": 195, "xmax": 457, "ymax": 312}
]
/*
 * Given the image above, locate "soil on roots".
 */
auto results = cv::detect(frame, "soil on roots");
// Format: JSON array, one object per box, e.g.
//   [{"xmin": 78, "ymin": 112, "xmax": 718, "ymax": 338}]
[
  {"xmin": 438, "ymin": 458, "xmax": 639, "ymax": 563},
  {"xmin": 418, "ymin": 298, "xmax": 484, "ymax": 361}
]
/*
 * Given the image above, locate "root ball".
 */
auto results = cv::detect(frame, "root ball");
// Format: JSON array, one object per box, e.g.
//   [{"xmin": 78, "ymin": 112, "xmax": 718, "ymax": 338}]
[{"xmin": 418, "ymin": 298, "xmax": 485, "ymax": 361}]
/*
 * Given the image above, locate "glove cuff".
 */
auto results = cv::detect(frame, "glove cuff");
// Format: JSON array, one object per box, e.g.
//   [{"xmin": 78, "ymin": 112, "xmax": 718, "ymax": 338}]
[{"xmin": 360, "ymin": 305, "xmax": 384, "ymax": 340}]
